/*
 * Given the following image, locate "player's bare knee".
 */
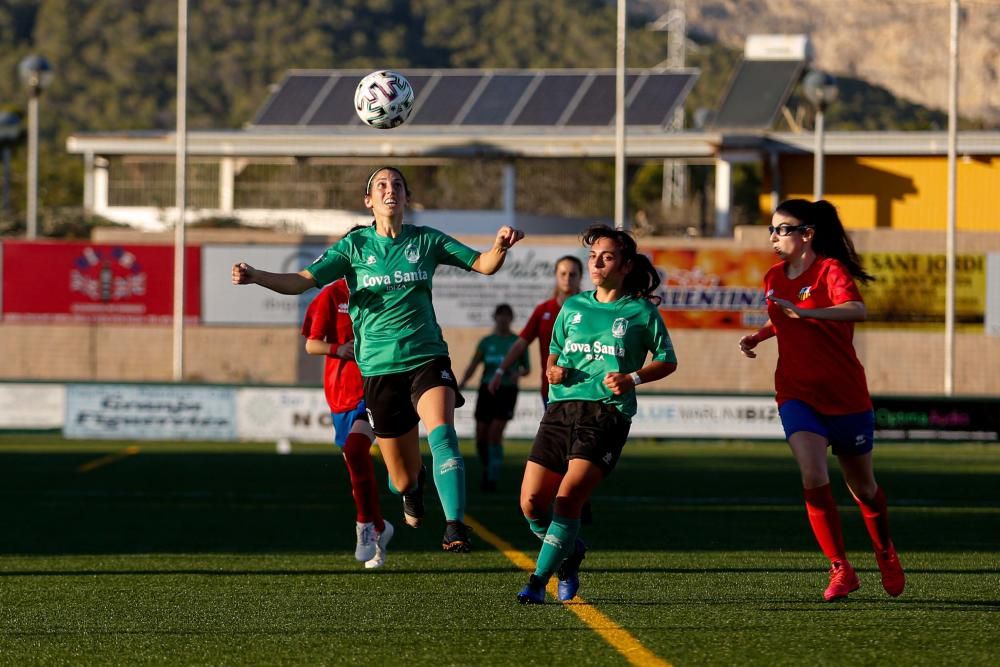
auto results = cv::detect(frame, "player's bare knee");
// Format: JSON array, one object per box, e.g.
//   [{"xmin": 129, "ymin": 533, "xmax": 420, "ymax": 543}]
[{"xmin": 553, "ymin": 495, "xmax": 585, "ymax": 519}]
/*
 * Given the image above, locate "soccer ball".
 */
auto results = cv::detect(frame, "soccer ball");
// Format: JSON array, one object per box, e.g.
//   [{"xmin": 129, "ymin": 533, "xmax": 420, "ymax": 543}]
[{"xmin": 354, "ymin": 70, "xmax": 415, "ymax": 129}]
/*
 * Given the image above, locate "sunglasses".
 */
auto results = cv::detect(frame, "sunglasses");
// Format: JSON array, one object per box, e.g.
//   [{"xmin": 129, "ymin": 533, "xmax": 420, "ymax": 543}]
[{"xmin": 768, "ymin": 224, "xmax": 812, "ymax": 237}]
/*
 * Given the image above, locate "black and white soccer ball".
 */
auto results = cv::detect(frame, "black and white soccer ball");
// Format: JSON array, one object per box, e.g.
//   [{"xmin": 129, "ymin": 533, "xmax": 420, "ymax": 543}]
[{"xmin": 354, "ymin": 70, "xmax": 415, "ymax": 129}]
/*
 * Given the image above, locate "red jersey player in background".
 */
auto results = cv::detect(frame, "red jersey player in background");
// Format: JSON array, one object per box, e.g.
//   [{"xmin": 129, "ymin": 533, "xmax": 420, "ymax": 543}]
[
  {"xmin": 739, "ymin": 199, "xmax": 904, "ymax": 602},
  {"xmin": 302, "ymin": 278, "xmax": 393, "ymax": 569},
  {"xmin": 488, "ymin": 255, "xmax": 583, "ymax": 404}
]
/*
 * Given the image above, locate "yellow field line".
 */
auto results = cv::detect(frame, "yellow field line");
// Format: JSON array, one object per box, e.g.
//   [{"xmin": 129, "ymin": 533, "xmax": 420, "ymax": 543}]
[
  {"xmin": 76, "ymin": 446, "xmax": 141, "ymax": 474},
  {"xmin": 463, "ymin": 514, "xmax": 672, "ymax": 667}
]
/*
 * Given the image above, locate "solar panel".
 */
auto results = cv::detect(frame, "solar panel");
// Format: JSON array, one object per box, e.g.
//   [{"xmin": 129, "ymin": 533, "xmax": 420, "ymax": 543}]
[
  {"xmin": 627, "ymin": 73, "xmax": 695, "ymax": 125},
  {"xmin": 251, "ymin": 69, "xmax": 700, "ymax": 129},
  {"xmin": 303, "ymin": 76, "xmax": 358, "ymax": 125},
  {"xmin": 408, "ymin": 75, "xmax": 483, "ymax": 125},
  {"xmin": 564, "ymin": 74, "xmax": 640, "ymax": 126},
  {"xmin": 254, "ymin": 74, "xmax": 329, "ymax": 125},
  {"xmin": 460, "ymin": 75, "xmax": 535, "ymax": 125},
  {"xmin": 713, "ymin": 60, "xmax": 804, "ymax": 129},
  {"xmin": 512, "ymin": 75, "xmax": 587, "ymax": 126}
]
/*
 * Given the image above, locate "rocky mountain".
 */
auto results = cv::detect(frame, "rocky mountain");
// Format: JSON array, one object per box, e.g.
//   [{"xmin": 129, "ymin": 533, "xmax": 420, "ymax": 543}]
[{"xmin": 638, "ymin": 0, "xmax": 1000, "ymax": 126}]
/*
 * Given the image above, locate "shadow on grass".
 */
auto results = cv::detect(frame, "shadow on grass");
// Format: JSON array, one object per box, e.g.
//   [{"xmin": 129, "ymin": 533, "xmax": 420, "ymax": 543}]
[
  {"xmin": 1, "ymin": 448, "xmax": 997, "ymax": 556},
  {"xmin": 0, "ymin": 566, "xmax": 521, "ymax": 577}
]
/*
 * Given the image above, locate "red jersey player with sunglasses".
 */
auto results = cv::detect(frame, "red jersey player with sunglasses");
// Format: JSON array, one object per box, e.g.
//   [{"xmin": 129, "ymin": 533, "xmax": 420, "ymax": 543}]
[{"xmin": 739, "ymin": 199, "xmax": 905, "ymax": 602}]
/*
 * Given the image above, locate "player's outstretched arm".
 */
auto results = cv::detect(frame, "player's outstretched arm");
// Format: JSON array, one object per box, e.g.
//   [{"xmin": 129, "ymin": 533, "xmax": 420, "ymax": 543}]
[
  {"xmin": 232, "ymin": 262, "xmax": 316, "ymax": 295},
  {"xmin": 472, "ymin": 226, "xmax": 525, "ymax": 275}
]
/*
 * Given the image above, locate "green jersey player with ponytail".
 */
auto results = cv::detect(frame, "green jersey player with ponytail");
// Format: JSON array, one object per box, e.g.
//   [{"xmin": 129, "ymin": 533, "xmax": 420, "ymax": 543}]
[
  {"xmin": 232, "ymin": 167, "xmax": 524, "ymax": 553},
  {"xmin": 517, "ymin": 224, "xmax": 677, "ymax": 604}
]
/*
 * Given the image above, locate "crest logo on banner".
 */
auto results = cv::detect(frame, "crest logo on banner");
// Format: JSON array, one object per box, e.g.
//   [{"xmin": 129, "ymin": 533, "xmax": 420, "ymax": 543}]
[{"xmin": 70, "ymin": 247, "xmax": 146, "ymax": 303}]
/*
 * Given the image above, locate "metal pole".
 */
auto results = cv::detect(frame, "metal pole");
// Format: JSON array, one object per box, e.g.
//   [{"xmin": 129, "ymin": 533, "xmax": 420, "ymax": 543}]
[
  {"xmin": 813, "ymin": 106, "xmax": 825, "ymax": 200},
  {"xmin": 26, "ymin": 93, "xmax": 38, "ymax": 239},
  {"xmin": 172, "ymin": 0, "xmax": 188, "ymax": 382},
  {"xmin": 944, "ymin": 0, "xmax": 959, "ymax": 396},
  {"xmin": 614, "ymin": 0, "xmax": 627, "ymax": 230}
]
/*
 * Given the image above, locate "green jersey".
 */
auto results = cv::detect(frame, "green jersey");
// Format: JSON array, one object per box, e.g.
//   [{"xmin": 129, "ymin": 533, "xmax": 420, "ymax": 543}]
[
  {"xmin": 548, "ymin": 291, "xmax": 676, "ymax": 418},
  {"xmin": 477, "ymin": 333, "xmax": 530, "ymax": 387},
  {"xmin": 306, "ymin": 224, "xmax": 480, "ymax": 376}
]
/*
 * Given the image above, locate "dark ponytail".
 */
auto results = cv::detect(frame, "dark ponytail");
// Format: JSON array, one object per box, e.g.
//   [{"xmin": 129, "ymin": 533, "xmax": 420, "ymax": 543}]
[
  {"xmin": 775, "ymin": 199, "xmax": 874, "ymax": 284},
  {"xmin": 582, "ymin": 224, "xmax": 662, "ymax": 302}
]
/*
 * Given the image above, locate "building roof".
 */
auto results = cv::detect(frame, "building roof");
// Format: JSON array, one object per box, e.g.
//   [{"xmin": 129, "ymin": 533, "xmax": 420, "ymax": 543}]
[{"xmin": 66, "ymin": 129, "xmax": 1000, "ymax": 159}]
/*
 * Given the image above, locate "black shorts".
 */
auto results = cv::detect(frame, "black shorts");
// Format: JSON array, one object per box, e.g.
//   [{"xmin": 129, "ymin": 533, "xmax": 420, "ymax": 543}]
[
  {"xmin": 474, "ymin": 384, "xmax": 519, "ymax": 422},
  {"xmin": 528, "ymin": 400, "xmax": 631, "ymax": 477},
  {"xmin": 362, "ymin": 357, "xmax": 465, "ymax": 438}
]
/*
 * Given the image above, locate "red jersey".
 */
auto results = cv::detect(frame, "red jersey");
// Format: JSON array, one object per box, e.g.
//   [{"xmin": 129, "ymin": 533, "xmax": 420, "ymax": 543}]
[
  {"xmin": 301, "ymin": 280, "xmax": 364, "ymax": 413},
  {"xmin": 764, "ymin": 256, "xmax": 872, "ymax": 414},
  {"xmin": 519, "ymin": 298, "xmax": 562, "ymax": 399}
]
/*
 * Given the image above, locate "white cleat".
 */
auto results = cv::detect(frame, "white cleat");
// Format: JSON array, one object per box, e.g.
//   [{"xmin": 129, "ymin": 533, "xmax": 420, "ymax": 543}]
[
  {"xmin": 355, "ymin": 521, "xmax": 377, "ymax": 562},
  {"xmin": 365, "ymin": 520, "xmax": 394, "ymax": 570}
]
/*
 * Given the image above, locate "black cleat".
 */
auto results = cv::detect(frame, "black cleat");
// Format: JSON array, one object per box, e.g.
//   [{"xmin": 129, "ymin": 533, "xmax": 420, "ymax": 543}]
[
  {"xmin": 442, "ymin": 520, "xmax": 473, "ymax": 553},
  {"xmin": 402, "ymin": 465, "xmax": 426, "ymax": 528}
]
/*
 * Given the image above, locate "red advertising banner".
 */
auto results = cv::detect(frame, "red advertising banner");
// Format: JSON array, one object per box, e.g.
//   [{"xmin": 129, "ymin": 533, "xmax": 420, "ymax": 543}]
[
  {"xmin": 647, "ymin": 248, "xmax": 776, "ymax": 329},
  {"xmin": 2, "ymin": 241, "xmax": 201, "ymax": 323}
]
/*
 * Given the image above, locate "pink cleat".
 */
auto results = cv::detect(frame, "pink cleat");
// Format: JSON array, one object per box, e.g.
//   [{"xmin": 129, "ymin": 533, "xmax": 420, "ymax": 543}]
[
  {"xmin": 824, "ymin": 560, "xmax": 861, "ymax": 601},
  {"xmin": 875, "ymin": 545, "xmax": 905, "ymax": 597}
]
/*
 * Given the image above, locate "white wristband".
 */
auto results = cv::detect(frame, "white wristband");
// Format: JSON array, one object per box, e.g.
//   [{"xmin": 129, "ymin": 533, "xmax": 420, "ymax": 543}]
[{"xmin": 630, "ymin": 371, "xmax": 642, "ymax": 386}]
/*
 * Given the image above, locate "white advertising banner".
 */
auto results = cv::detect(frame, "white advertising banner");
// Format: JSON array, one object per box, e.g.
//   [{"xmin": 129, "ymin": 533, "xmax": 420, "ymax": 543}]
[
  {"xmin": 987, "ymin": 253, "xmax": 1000, "ymax": 336},
  {"xmin": 457, "ymin": 391, "xmax": 784, "ymax": 440},
  {"xmin": 64, "ymin": 384, "xmax": 238, "ymax": 440},
  {"xmin": 236, "ymin": 388, "xmax": 784, "ymax": 442},
  {"xmin": 432, "ymin": 246, "xmax": 589, "ymax": 328},
  {"xmin": 204, "ymin": 242, "xmax": 588, "ymax": 329},
  {"xmin": 202, "ymin": 244, "xmax": 326, "ymax": 325},
  {"xmin": 0, "ymin": 383, "xmax": 65, "ymax": 429},
  {"xmin": 236, "ymin": 387, "xmax": 336, "ymax": 442}
]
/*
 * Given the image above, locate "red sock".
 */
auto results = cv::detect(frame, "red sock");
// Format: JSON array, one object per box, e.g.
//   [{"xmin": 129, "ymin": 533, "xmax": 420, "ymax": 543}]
[
  {"xmin": 854, "ymin": 486, "xmax": 892, "ymax": 553},
  {"xmin": 803, "ymin": 484, "xmax": 847, "ymax": 563},
  {"xmin": 342, "ymin": 433, "xmax": 384, "ymax": 532}
]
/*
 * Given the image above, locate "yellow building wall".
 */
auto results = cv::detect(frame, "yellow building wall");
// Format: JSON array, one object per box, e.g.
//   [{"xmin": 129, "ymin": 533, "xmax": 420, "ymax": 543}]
[{"xmin": 763, "ymin": 154, "xmax": 1000, "ymax": 231}]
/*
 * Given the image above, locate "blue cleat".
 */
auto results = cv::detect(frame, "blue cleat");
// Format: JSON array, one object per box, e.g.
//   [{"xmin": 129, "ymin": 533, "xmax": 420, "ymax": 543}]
[
  {"xmin": 556, "ymin": 538, "xmax": 587, "ymax": 601},
  {"xmin": 516, "ymin": 574, "xmax": 546, "ymax": 605}
]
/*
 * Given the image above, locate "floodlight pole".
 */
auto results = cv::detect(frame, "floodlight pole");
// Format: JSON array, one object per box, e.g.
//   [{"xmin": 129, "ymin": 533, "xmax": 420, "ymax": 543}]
[
  {"xmin": 614, "ymin": 0, "xmax": 627, "ymax": 230},
  {"xmin": 172, "ymin": 0, "xmax": 188, "ymax": 382},
  {"xmin": 19, "ymin": 55, "xmax": 53, "ymax": 240},
  {"xmin": 944, "ymin": 0, "xmax": 959, "ymax": 396}
]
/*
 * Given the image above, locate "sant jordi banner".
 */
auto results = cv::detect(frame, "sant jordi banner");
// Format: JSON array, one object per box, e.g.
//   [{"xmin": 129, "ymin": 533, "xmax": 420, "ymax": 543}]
[{"xmin": 645, "ymin": 248, "xmax": 987, "ymax": 330}]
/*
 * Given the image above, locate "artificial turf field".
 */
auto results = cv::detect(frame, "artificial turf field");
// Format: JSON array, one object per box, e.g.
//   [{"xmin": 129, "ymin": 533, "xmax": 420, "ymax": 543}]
[{"xmin": 0, "ymin": 435, "xmax": 997, "ymax": 666}]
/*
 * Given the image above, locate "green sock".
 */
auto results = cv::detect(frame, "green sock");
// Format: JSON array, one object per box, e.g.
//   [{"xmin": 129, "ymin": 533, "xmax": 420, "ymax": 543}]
[
  {"xmin": 533, "ymin": 514, "xmax": 580, "ymax": 581},
  {"xmin": 487, "ymin": 443, "xmax": 503, "ymax": 481},
  {"xmin": 428, "ymin": 424, "xmax": 465, "ymax": 521},
  {"xmin": 525, "ymin": 514, "xmax": 551, "ymax": 541}
]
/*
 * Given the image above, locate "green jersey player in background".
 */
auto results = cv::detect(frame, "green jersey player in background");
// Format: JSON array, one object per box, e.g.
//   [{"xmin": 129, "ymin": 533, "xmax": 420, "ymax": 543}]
[
  {"xmin": 458, "ymin": 303, "xmax": 531, "ymax": 492},
  {"xmin": 516, "ymin": 224, "xmax": 677, "ymax": 604},
  {"xmin": 232, "ymin": 167, "xmax": 524, "ymax": 553}
]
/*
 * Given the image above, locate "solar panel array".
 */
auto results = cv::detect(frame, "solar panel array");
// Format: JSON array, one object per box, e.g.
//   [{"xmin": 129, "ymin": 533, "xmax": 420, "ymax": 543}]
[
  {"xmin": 252, "ymin": 69, "xmax": 698, "ymax": 129},
  {"xmin": 712, "ymin": 60, "xmax": 805, "ymax": 129}
]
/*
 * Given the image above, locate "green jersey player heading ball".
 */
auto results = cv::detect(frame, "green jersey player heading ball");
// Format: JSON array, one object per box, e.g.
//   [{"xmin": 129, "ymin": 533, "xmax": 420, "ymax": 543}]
[
  {"xmin": 516, "ymin": 224, "xmax": 678, "ymax": 604},
  {"xmin": 231, "ymin": 167, "xmax": 525, "ymax": 553}
]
